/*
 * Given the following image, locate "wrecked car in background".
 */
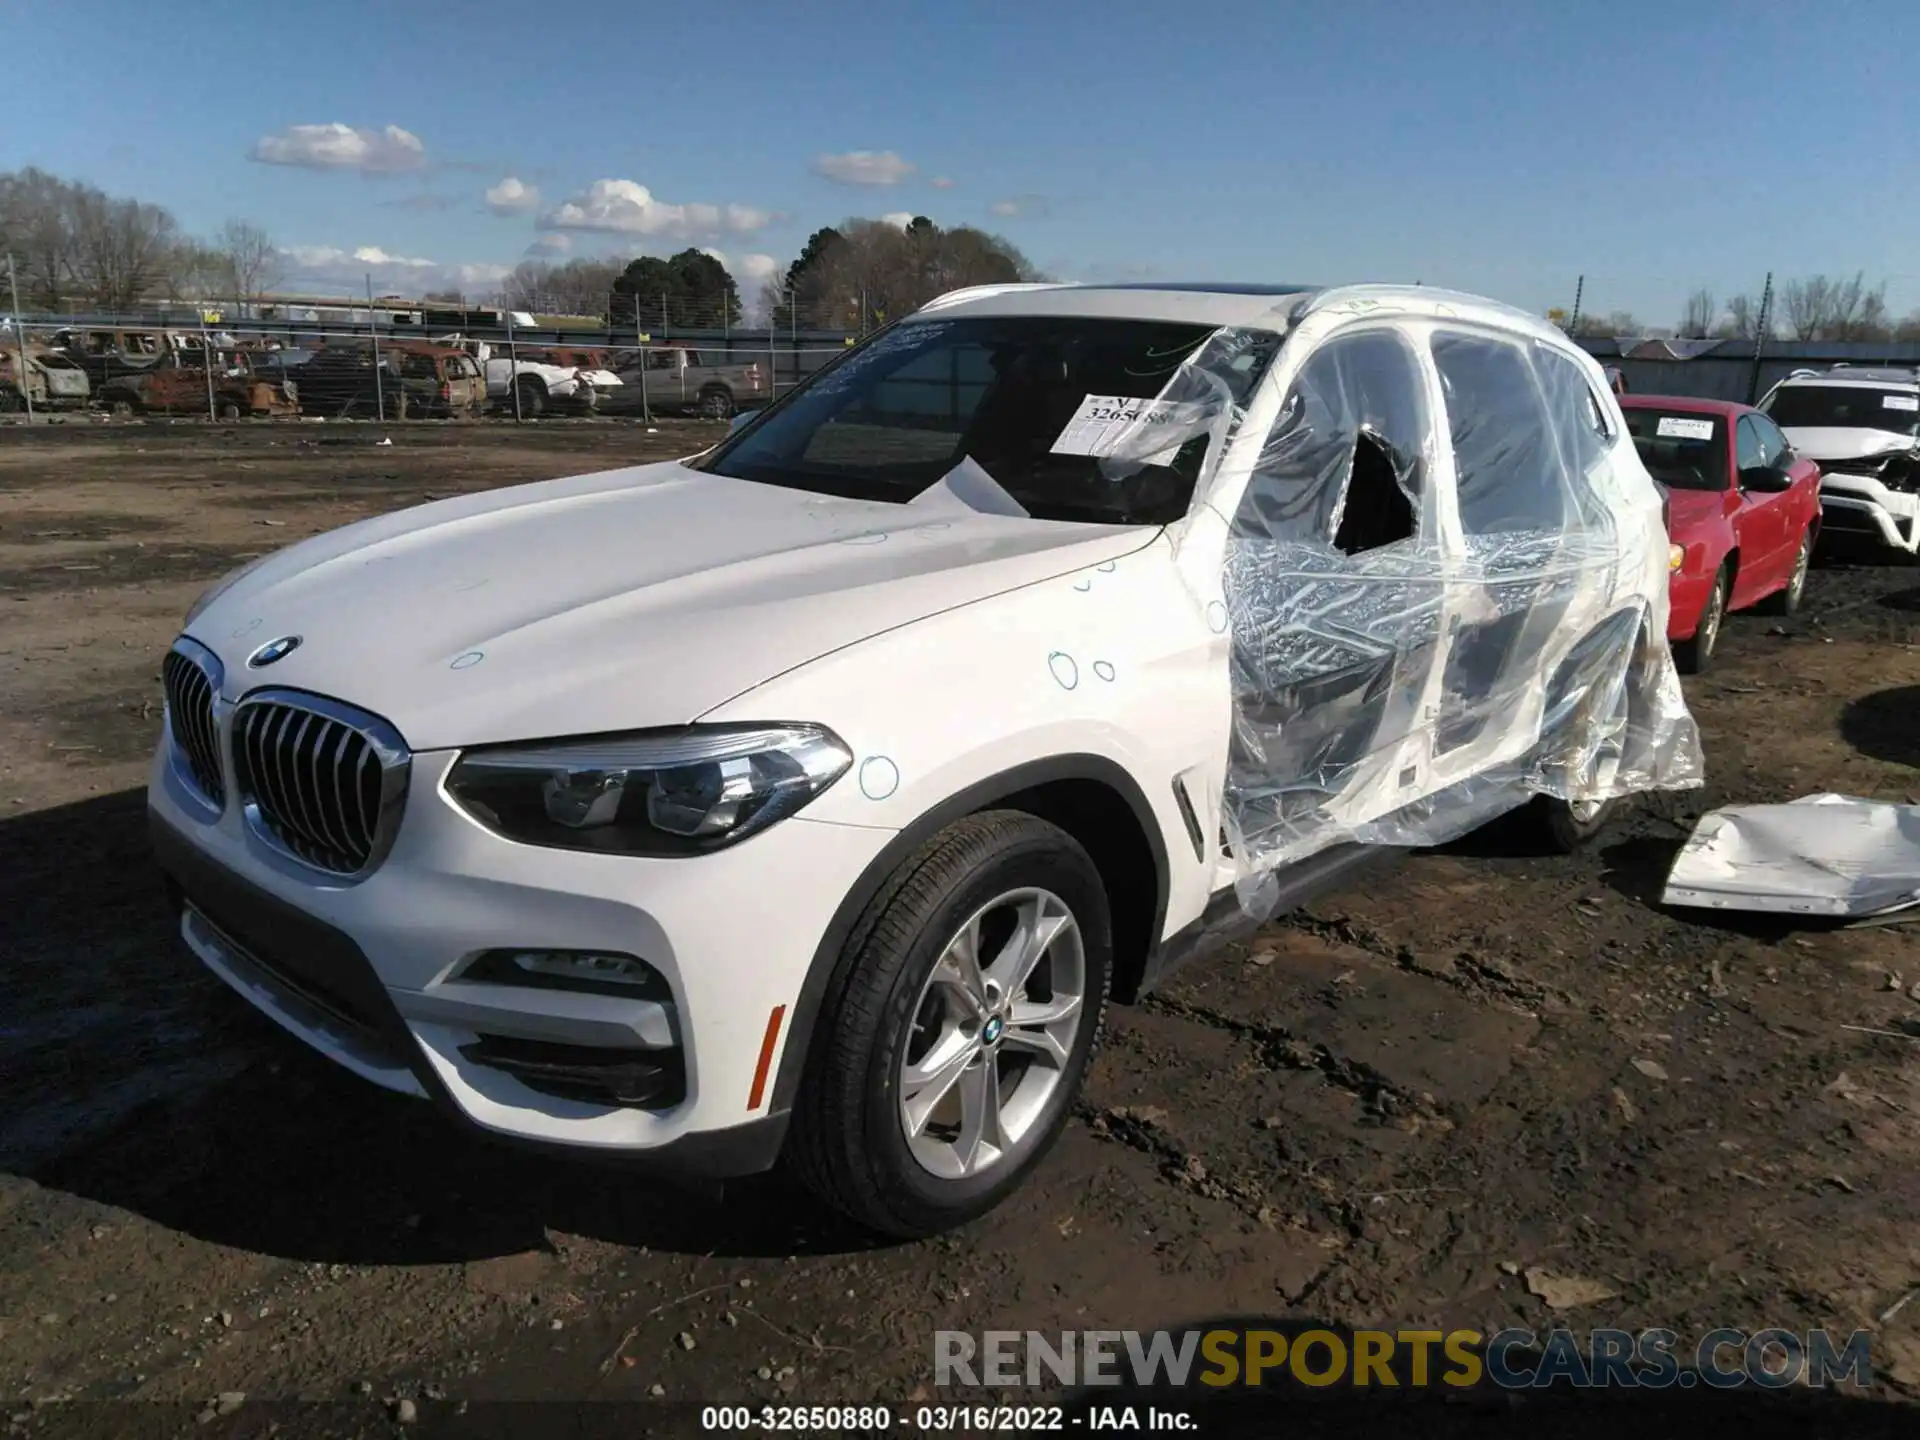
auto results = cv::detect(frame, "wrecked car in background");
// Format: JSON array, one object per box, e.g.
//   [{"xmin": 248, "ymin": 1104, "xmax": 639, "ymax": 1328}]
[
  {"xmin": 97, "ymin": 350, "xmax": 297, "ymax": 419},
  {"xmin": 149, "ymin": 281, "xmax": 1702, "ymax": 1241},
  {"xmin": 439, "ymin": 338, "xmax": 617, "ymax": 418},
  {"xmin": 0, "ymin": 347, "xmax": 91, "ymax": 412},
  {"xmin": 1620, "ymin": 395, "xmax": 1822, "ymax": 673},
  {"xmin": 603, "ymin": 346, "xmax": 766, "ymax": 419},
  {"xmin": 1759, "ymin": 365, "xmax": 1920, "ymax": 554}
]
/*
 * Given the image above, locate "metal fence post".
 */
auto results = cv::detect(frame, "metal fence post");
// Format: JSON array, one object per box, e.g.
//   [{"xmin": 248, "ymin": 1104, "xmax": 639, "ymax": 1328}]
[
  {"xmin": 1747, "ymin": 272, "xmax": 1775, "ymax": 406},
  {"xmin": 201, "ymin": 314, "xmax": 217, "ymax": 420},
  {"xmin": 507, "ymin": 307, "xmax": 522, "ymax": 423},
  {"xmin": 5, "ymin": 253, "xmax": 34, "ymax": 423},
  {"xmin": 367, "ymin": 274, "xmax": 385, "ymax": 422}
]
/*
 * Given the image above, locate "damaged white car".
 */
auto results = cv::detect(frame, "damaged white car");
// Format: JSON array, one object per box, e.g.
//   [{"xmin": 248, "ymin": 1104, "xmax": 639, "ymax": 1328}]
[
  {"xmin": 149, "ymin": 282, "xmax": 1702, "ymax": 1238},
  {"xmin": 1760, "ymin": 365, "xmax": 1920, "ymax": 553}
]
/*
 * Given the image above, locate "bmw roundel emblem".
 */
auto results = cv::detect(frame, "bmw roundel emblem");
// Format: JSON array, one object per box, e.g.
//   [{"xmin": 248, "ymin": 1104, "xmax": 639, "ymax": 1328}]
[{"xmin": 247, "ymin": 635, "xmax": 303, "ymax": 668}]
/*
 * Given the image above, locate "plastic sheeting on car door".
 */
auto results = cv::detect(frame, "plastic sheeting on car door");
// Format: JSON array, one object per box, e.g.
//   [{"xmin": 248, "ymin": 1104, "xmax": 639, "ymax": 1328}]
[{"xmin": 1080, "ymin": 287, "xmax": 1704, "ymax": 919}]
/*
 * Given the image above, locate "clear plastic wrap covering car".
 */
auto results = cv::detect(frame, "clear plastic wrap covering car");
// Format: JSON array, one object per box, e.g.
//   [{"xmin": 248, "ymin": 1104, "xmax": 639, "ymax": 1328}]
[{"xmin": 1079, "ymin": 288, "xmax": 1704, "ymax": 918}]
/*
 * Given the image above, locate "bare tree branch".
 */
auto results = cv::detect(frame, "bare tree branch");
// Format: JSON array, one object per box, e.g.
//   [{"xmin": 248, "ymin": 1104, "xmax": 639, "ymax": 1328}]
[
  {"xmin": 1679, "ymin": 288, "xmax": 1715, "ymax": 339},
  {"xmin": 217, "ymin": 220, "xmax": 281, "ymax": 312}
]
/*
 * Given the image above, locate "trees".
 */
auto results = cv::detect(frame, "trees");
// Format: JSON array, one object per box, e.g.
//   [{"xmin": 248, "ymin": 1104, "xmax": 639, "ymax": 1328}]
[
  {"xmin": 0, "ymin": 167, "xmax": 83, "ymax": 310},
  {"xmin": 0, "ymin": 166, "xmax": 281, "ymax": 314},
  {"xmin": 763, "ymin": 216, "xmax": 1041, "ymax": 332},
  {"xmin": 1715, "ymin": 292, "xmax": 1766, "ymax": 340},
  {"xmin": 497, "ymin": 257, "xmax": 623, "ymax": 317},
  {"xmin": 1780, "ymin": 272, "xmax": 1889, "ymax": 342},
  {"xmin": 610, "ymin": 248, "xmax": 742, "ymax": 329},
  {"xmin": 217, "ymin": 220, "xmax": 281, "ymax": 313},
  {"xmin": 1679, "ymin": 288, "xmax": 1716, "ymax": 339}
]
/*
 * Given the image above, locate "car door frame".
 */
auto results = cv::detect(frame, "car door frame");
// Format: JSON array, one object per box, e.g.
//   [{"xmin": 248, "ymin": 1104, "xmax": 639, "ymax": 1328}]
[
  {"xmin": 1748, "ymin": 408, "xmax": 1818, "ymax": 560},
  {"xmin": 1419, "ymin": 322, "xmax": 1624, "ymax": 795},
  {"xmin": 1186, "ymin": 310, "xmax": 1471, "ymax": 879},
  {"xmin": 1732, "ymin": 412, "xmax": 1789, "ymax": 601}
]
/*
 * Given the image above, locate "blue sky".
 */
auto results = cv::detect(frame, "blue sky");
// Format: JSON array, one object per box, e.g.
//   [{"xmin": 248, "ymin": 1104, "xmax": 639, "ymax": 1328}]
[{"xmin": 6, "ymin": 0, "xmax": 1919, "ymax": 326}]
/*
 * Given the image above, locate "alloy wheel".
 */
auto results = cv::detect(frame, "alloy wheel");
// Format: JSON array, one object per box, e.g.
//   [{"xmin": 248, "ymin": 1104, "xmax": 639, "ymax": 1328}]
[
  {"xmin": 898, "ymin": 887, "xmax": 1086, "ymax": 1181},
  {"xmin": 1698, "ymin": 577, "xmax": 1725, "ymax": 656}
]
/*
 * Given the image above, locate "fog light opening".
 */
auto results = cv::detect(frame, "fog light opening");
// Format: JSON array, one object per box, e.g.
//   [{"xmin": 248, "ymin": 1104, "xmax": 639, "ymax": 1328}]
[{"xmin": 461, "ymin": 947, "xmax": 671, "ymax": 1002}]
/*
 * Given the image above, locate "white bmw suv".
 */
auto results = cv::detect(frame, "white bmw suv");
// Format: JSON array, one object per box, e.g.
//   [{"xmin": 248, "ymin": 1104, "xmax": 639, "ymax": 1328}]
[
  {"xmin": 1758, "ymin": 365, "xmax": 1920, "ymax": 554},
  {"xmin": 150, "ymin": 282, "xmax": 1700, "ymax": 1237}
]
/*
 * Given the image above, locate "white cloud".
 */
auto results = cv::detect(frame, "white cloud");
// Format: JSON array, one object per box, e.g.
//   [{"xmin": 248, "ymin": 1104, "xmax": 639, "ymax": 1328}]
[
  {"xmin": 452, "ymin": 262, "xmax": 512, "ymax": 287},
  {"xmin": 485, "ymin": 176, "xmax": 540, "ymax": 215},
  {"xmin": 277, "ymin": 243, "xmax": 510, "ymax": 296},
  {"xmin": 812, "ymin": 150, "xmax": 915, "ymax": 186},
  {"xmin": 251, "ymin": 123, "xmax": 426, "ymax": 173},
  {"xmin": 989, "ymin": 194, "xmax": 1051, "ymax": 219},
  {"xmin": 539, "ymin": 179, "xmax": 773, "ymax": 238},
  {"xmin": 525, "ymin": 234, "xmax": 573, "ymax": 257},
  {"xmin": 352, "ymin": 245, "xmax": 435, "ymax": 268},
  {"xmin": 695, "ymin": 249, "xmax": 780, "ymax": 287},
  {"xmin": 929, "ymin": 176, "xmax": 956, "ymax": 189},
  {"xmin": 879, "ymin": 212, "xmax": 916, "ymax": 230}
]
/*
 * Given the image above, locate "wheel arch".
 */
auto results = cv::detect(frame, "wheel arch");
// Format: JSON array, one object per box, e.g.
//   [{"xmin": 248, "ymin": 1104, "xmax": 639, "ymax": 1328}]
[{"xmin": 769, "ymin": 754, "xmax": 1170, "ymax": 1114}]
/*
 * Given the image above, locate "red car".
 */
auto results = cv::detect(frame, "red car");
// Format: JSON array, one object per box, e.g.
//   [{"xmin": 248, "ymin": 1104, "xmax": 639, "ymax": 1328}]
[{"xmin": 1619, "ymin": 395, "xmax": 1822, "ymax": 673}]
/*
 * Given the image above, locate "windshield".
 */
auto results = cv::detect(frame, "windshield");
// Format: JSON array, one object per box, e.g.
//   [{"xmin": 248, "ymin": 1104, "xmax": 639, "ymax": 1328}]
[
  {"xmin": 694, "ymin": 315, "xmax": 1282, "ymax": 525},
  {"xmin": 1621, "ymin": 407, "xmax": 1728, "ymax": 491},
  {"xmin": 1763, "ymin": 384, "xmax": 1920, "ymax": 435}
]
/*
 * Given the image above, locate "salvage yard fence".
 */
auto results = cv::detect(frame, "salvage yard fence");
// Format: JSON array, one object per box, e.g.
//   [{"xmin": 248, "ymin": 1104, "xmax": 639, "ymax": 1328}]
[{"xmin": 1, "ymin": 310, "xmax": 860, "ymax": 423}]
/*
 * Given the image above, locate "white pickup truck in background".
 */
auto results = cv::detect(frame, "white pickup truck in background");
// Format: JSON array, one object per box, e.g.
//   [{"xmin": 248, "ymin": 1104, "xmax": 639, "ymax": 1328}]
[
  {"xmin": 603, "ymin": 346, "xmax": 766, "ymax": 419},
  {"xmin": 437, "ymin": 336, "xmax": 622, "ymax": 418}
]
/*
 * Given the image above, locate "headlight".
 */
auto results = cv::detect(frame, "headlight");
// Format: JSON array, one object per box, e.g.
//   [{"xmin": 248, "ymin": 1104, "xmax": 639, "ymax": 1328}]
[
  {"xmin": 445, "ymin": 723, "xmax": 853, "ymax": 856},
  {"xmin": 184, "ymin": 552, "xmax": 274, "ymax": 626}
]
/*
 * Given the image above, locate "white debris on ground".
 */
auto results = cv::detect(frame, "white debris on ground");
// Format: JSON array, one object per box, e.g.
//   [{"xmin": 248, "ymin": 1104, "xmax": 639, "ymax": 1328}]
[{"xmin": 1662, "ymin": 793, "xmax": 1920, "ymax": 920}]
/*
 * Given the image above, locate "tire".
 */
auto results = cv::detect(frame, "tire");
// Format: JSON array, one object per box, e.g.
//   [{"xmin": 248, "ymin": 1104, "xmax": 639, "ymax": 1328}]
[
  {"xmin": 1757, "ymin": 529, "xmax": 1811, "ymax": 616},
  {"xmin": 513, "ymin": 376, "xmax": 546, "ymax": 419},
  {"xmin": 0, "ymin": 386, "xmax": 22, "ymax": 414},
  {"xmin": 698, "ymin": 386, "xmax": 735, "ymax": 420},
  {"xmin": 788, "ymin": 811, "xmax": 1111, "ymax": 1239},
  {"xmin": 1535, "ymin": 795, "xmax": 1619, "ymax": 854},
  {"xmin": 217, "ymin": 397, "xmax": 244, "ymax": 421},
  {"xmin": 106, "ymin": 394, "xmax": 137, "ymax": 419},
  {"xmin": 1673, "ymin": 563, "xmax": 1728, "ymax": 675}
]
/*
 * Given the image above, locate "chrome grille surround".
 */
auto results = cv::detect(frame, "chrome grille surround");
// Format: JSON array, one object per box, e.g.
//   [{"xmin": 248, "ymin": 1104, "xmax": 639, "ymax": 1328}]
[
  {"xmin": 230, "ymin": 688, "xmax": 411, "ymax": 882},
  {"xmin": 162, "ymin": 637, "xmax": 226, "ymax": 816}
]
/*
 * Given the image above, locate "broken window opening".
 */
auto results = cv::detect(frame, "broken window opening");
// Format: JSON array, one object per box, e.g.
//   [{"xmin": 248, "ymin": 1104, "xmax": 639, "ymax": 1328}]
[{"xmin": 1332, "ymin": 430, "xmax": 1417, "ymax": 555}]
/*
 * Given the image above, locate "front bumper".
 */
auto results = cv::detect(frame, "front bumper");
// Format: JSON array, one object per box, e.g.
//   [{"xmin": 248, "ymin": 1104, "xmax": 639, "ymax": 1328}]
[
  {"xmin": 148, "ymin": 734, "xmax": 893, "ymax": 1174},
  {"xmin": 1818, "ymin": 474, "xmax": 1920, "ymax": 552},
  {"xmin": 1666, "ymin": 563, "xmax": 1715, "ymax": 641}
]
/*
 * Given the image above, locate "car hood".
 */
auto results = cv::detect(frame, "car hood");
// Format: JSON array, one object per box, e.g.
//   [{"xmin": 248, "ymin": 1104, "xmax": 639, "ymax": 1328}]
[
  {"xmin": 1778, "ymin": 426, "xmax": 1917, "ymax": 462},
  {"xmin": 187, "ymin": 461, "xmax": 1155, "ymax": 750}
]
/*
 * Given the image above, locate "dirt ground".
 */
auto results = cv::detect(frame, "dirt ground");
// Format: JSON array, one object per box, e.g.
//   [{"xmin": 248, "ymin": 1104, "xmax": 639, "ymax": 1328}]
[{"xmin": 2, "ymin": 421, "xmax": 1918, "ymax": 1433}]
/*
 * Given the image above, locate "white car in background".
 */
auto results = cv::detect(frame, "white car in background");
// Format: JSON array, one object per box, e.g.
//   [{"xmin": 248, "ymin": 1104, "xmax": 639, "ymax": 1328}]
[
  {"xmin": 1759, "ymin": 365, "xmax": 1920, "ymax": 553},
  {"xmin": 149, "ymin": 281, "xmax": 1699, "ymax": 1237}
]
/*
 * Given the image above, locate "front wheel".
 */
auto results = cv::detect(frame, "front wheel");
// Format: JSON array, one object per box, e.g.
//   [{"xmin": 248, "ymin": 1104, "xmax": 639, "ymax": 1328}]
[
  {"xmin": 513, "ymin": 377, "xmax": 546, "ymax": 419},
  {"xmin": 1535, "ymin": 795, "xmax": 1619, "ymax": 854},
  {"xmin": 216, "ymin": 397, "xmax": 244, "ymax": 421},
  {"xmin": 1758, "ymin": 530, "xmax": 1811, "ymax": 616},
  {"xmin": 698, "ymin": 386, "xmax": 735, "ymax": 420},
  {"xmin": 1673, "ymin": 563, "xmax": 1728, "ymax": 674},
  {"xmin": 788, "ymin": 811, "xmax": 1111, "ymax": 1238}
]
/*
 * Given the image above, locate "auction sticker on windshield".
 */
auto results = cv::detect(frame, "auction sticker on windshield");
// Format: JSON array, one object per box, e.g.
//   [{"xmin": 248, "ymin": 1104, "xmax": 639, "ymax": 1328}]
[
  {"xmin": 1882, "ymin": 394, "xmax": 1918, "ymax": 411},
  {"xmin": 1052, "ymin": 394, "xmax": 1209, "ymax": 459},
  {"xmin": 1656, "ymin": 417, "xmax": 1716, "ymax": 441}
]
